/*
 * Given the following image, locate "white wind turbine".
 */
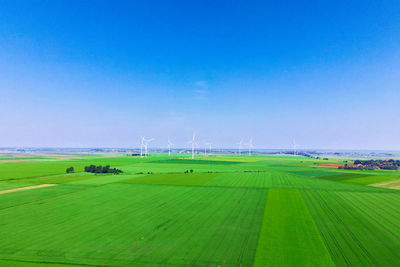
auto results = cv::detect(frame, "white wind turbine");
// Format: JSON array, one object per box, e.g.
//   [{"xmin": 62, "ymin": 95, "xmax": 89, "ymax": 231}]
[
  {"xmin": 246, "ymin": 138, "xmax": 254, "ymax": 156},
  {"xmin": 168, "ymin": 138, "xmax": 174, "ymax": 156},
  {"xmin": 293, "ymin": 139, "xmax": 298, "ymax": 155},
  {"xmin": 143, "ymin": 137, "xmax": 154, "ymax": 157},
  {"xmin": 188, "ymin": 132, "xmax": 198, "ymax": 159},
  {"xmin": 237, "ymin": 139, "xmax": 244, "ymax": 155},
  {"xmin": 140, "ymin": 136, "xmax": 145, "ymax": 158},
  {"xmin": 204, "ymin": 142, "xmax": 212, "ymax": 156}
]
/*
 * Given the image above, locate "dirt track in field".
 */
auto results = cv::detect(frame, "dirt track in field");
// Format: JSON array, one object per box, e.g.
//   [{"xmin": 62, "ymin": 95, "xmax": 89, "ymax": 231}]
[
  {"xmin": 0, "ymin": 184, "xmax": 57, "ymax": 195},
  {"xmin": 371, "ymin": 179, "xmax": 400, "ymax": 190}
]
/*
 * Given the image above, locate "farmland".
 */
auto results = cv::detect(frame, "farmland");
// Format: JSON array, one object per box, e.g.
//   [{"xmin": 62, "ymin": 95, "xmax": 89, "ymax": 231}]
[{"xmin": 0, "ymin": 154, "xmax": 399, "ymax": 266}]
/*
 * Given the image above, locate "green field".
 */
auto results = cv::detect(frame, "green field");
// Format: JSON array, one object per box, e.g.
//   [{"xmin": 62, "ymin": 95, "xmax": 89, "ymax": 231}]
[{"xmin": 0, "ymin": 154, "xmax": 399, "ymax": 266}]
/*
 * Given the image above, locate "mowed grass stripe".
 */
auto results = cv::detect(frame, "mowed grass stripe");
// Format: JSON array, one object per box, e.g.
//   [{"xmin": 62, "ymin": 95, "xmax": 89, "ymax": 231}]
[
  {"xmin": 334, "ymin": 192, "xmax": 400, "ymax": 264},
  {"xmin": 253, "ymin": 189, "xmax": 334, "ymax": 267},
  {"xmin": 302, "ymin": 190, "xmax": 400, "ymax": 266},
  {"xmin": 187, "ymin": 186, "xmax": 266, "ymax": 266},
  {"xmin": 204, "ymin": 171, "xmax": 384, "ymax": 193},
  {"xmin": 0, "ymin": 184, "xmax": 266, "ymax": 266},
  {"xmin": 120, "ymin": 172, "xmax": 219, "ymax": 186}
]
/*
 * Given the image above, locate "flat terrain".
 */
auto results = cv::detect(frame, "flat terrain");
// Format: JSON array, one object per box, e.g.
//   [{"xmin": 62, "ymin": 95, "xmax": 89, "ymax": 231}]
[
  {"xmin": 0, "ymin": 153, "xmax": 399, "ymax": 266},
  {"xmin": 0, "ymin": 184, "xmax": 56, "ymax": 195}
]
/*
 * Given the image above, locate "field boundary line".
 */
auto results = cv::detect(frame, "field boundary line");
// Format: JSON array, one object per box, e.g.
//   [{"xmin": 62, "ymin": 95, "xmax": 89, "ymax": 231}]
[{"xmin": 0, "ymin": 184, "xmax": 57, "ymax": 195}]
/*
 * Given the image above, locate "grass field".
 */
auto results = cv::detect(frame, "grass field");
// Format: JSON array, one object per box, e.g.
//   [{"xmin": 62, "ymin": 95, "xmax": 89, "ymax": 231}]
[{"xmin": 0, "ymin": 153, "xmax": 399, "ymax": 266}]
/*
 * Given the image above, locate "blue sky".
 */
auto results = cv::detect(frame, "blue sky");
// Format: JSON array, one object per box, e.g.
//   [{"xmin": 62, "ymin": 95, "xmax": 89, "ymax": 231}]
[{"xmin": 0, "ymin": 0, "xmax": 399, "ymax": 149}]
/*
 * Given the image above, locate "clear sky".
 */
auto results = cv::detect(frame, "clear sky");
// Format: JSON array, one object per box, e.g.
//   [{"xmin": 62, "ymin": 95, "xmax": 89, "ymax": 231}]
[{"xmin": 0, "ymin": 0, "xmax": 399, "ymax": 150}]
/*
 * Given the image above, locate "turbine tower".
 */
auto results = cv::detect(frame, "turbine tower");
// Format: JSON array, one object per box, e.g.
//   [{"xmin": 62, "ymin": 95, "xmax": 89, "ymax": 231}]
[
  {"xmin": 143, "ymin": 137, "xmax": 154, "ymax": 157},
  {"xmin": 293, "ymin": 139, "xmax": 298, "ymax": 155},
  {"xmin": 246, "ymin": 138, "xmax": 254, "ymax": 156},
  {"xmin": 237, "ymin": 140, "xmax": 243, "ymax": 155},
  {"xmin": 140, "ymin": 136, "xmax": 145, "ymax": 158},
  {"xmin": 188, "ymin": 132, "xmax": 198, "ymax": 159},
  {"xmin": 204, "ymin": 142, "xmax": 212, "ymax": 156},
  {"xmin": 168, "ymin": 138, "xmax": 174, "ymax": 156}
]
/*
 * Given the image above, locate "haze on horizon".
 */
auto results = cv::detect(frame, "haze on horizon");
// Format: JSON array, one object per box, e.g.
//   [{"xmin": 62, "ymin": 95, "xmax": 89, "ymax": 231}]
[{"xmin": 0, "ymin": 1, "xmax": 399, "ymax": 150}]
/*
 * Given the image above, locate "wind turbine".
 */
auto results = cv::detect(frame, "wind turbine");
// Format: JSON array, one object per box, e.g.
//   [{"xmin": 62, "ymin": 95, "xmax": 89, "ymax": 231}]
[
  {"xmin": 143, "ymin": 137, "xmax": 154, "ymax": 157},
  {"xmin": 246, "ymin": 138, "xmax": 254, "ymax": 156},
  {"xmin": 167, "ymin": 138, "xmax": 174, "ymax": 156},
  {"xmin": 140, "ymin": 136, "xmax": 145, "ymax": 158},
  {"xmin": 293, "ymin": 139, "xmax": 298, "ymax": 155},
  {"xmin": 204, "ymin": 142, "xmax": 212, "ymax": 156},
  {"xmin": 237, "ymin": 140, "xmax": 243, "ymax": 155},
  {"xmin": 188, "ymin": 132, "xmax": 198, "ymax": 159}
]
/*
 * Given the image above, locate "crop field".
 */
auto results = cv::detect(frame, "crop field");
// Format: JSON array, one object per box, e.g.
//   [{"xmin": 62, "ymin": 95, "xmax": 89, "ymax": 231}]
[
  {"xmin": 0, "ymin": 154, "xmax": 399, "ymax": 266},
  {"xmin": 121, "ymin": 172, "xmax": 219, "ymax": 186}
]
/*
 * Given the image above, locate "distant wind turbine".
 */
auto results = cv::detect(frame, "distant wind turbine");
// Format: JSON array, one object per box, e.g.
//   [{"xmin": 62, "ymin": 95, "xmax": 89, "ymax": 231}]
[
  {"xmin": 237, "ymin": 140, "xmax": 244, "ymax": 155},
  {"xmin": 143, "ymin": 137, "xmax": 154, "ymax": 157},
  {"xmin": 188, "ymin": 132, "xmax": 198, "ymax": 159},
  {"xmin": 140, "ymin": 136, "xmax": 145, "ymax": 158},
  {"xmin": 204, "ymin": 142, "xmax": 212, "ymax": 156},
  {"xmin": 246, "ymin": 138, "xmax": 254, "ymax": 156},
  {"xmin": 293, "ymin": 139, "xmax": 298, "ymax": 155},
  {"xmin": 168, "ymin": 138, "xmax": 174, "ymax": 156}
]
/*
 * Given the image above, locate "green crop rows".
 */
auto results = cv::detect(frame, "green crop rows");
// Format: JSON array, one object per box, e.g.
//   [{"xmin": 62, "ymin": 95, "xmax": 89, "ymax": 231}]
[{"xmin": 0, "ymin": 154, "xmax": 399, "ymax": 266}]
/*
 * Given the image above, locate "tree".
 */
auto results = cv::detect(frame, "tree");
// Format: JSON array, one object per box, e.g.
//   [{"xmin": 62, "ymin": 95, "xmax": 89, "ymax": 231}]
[
  {"xmin": 95, "ymin": 165, "xmax": 103, "ymax": 173},
  {"xmin": 88, "ymin": 165, "xmax": 96, "ymax": 172},
  {"xmin": 66, "ymin": 167, "xmax": 74, "ymax": 173},
  {"xmin": 113, "ymin": 168, "xmax": 123, "ymax": 175},
  {"xmin": 84, "ymin": 164, "xmax": 122, "ymax": 174},
  {"xmin": 102, "ymin": 165, "xmax": 110, "ymax": 173}
]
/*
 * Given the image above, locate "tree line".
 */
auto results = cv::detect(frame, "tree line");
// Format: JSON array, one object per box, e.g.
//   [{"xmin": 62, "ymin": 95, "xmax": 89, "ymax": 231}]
[
  {"xmin": 66, "ymin": 165, "xmax": 123, "ymax": 174},
  {"xmin": 84, "ymin": 165, "xmax": 123, "ymax": 174}
]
